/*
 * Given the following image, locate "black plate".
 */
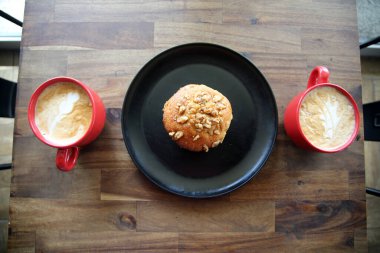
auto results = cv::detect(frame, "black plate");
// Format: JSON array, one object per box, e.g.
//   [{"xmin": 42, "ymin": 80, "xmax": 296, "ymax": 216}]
[{"xmin": 122, "ymin": 43, "xmax": 278, "ymax": 198}]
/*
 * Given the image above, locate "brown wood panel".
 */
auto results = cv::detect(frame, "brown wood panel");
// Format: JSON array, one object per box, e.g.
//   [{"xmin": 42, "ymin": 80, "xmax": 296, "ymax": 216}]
[
  {"xmin": 154, "ymin": 22, "xmax": 301, "ymax": 53},
  {"xmin": 19, "ymin": 50, "xmax": 68, "ymax": 79},
  {"xmin": 137, "ymin": 201, "xmax": 274, "ymax": 232},
  {"xmin": 23, "ymin": 22, "xmax": 154, "ymax": 49},
  {"xmin": 301, "ymin": 28, "xmax": 359, "ymax": 57},
  {"xmin": 275, "ymin": 200, "xmax": 366, "ymax": 235},
  {"xmin": 349, "ymin": 169, "xmax": 366, "ymax": 201},
  {"xmin": 23, "ymin": 0, "xmax": 54, "ymax": 23},
  {"xmin": 7, "ymin": 231, "xmax": 36, "ymax": 253},
  {"xmin": 11, "ymin": 149, "xmax": 101, "ymax": 200},
  {"xmin": 36, "ymin": 230, "xmax": 178, "ymax": 253},
  {"xmin": 179, "ymin": 232, "xmax": 288, "ymax": 253},
  {"xmin": 101, "ymin": 169, "xmax": 187, "ymax": 201},
  {"xmin": 230, "ymin": 168, "xmax": 349, "ymax": 201},
  {"xmin": 9, "ymin": 198, "xmax": 136, "ymax": 232},
  {"xmin": 222, "ymin": 0, "xmax": 357, "ymax": 30},
  {"xmin": 67, "ymin": 49, "xmax": 161, "ymax": 78},
  {"xmin": 179, "ymin": 231, "xmax": 358, "ymax": 253},
  {"xmin": 292, "ymin": 231, "xmax": 356, "ymax": 253},
  {"xmin": 54, "ymin": 0, "xmax": 223, "ymax": 24}
]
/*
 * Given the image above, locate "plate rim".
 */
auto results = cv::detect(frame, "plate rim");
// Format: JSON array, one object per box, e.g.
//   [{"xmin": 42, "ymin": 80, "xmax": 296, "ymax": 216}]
[{"xmin": 121, "ymin": 42, "xmax": 278, "ymax": 198}]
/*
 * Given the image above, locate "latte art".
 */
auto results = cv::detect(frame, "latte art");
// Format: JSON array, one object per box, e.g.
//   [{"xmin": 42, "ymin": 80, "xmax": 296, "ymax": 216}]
[
  {"xmin": 35, "ymin": 82, "xmax": 93, "ymax": 145},
  {"xmin": 299, "ymin": 86, "xmax": 356, "ymax": 150}
]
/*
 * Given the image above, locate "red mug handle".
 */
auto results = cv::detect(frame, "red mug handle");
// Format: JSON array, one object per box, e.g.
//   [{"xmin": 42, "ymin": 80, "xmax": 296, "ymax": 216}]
[
  {"xmin": 56, "ymin": 147, "xmax": 80, "ymax": 172},
  {"xmin": 307, "ymin": 66, "xmax": 330, "ymax": 88}
]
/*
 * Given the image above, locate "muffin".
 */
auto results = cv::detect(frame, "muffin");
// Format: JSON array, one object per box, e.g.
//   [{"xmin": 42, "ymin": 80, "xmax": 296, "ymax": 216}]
[{"xmin": 162, "ymin": 84, "xmax": 233, "ymax": 152}]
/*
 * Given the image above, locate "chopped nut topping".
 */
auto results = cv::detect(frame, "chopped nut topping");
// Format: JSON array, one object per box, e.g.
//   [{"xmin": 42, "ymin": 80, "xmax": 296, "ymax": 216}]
[
  {"xmin": 177, "ymin": 116, "xmax": 189, "ymax": 124},
  {"xmin": 216, "ymin": 102, "xmax": 227, "ymax": 110},
  {"xmin": 203, "ymin": 107, "xmax": 212, "ymax": 114},
  {"xmin": 167, "ymin": 87, "xmax": 231, "ymax": 150},
  {"xmin": 173, "ymin": 131, "xmax": 184, "ymax": 140},
  {"xmin": 195, "ymin": 113, "xmax": 203, "ymax": 120},
  {"xmin": 212, "ymin": 140, "xmax": 221, "ymax": 148},
  {"xmin": 194, "ymin": 96, "xmax": 202, "ymax": 103},
  {"xmin": 195, "ymin": 123, "xmax": 203, "ymax": 129},
  {"xmin": 203, "ymin": 123, "xmax": 211, "ymax": 129},
  {"xmin": 213, "ymin": 95, "xmax": 222, "ymax": 102},
  {"xmin": 202, "ymin": 94, "xmax": 211, "ymax": 101},
  {"xmin": 178, "ymin": 105, "xmax": 186, "ymax": 115},
  {"xmin": 211, "ymin": 118, "xmax": 220, "ymax": 124}
]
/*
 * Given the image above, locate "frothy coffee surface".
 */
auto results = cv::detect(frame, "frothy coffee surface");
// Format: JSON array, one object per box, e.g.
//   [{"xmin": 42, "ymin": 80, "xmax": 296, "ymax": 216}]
[
  {"xmin": 35, "ymin": 82, "xmax": 93, "ymax": 145},
  {"xmin": 299, "ymin": 86, "xmax": 356, "ymax": 150}
]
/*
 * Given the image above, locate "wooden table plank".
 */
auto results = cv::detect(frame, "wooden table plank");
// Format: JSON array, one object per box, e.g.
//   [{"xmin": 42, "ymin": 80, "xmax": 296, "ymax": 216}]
[
  {"xmin": 137, "ymin": 201, "xmax": 274, "ymax": 232},
  {"xmin": 275, "ymin": 200, "xmax": 366, "ymax": 235},
  {"xmin": 10, "ymin": 198, "xmax": 136, "ymax": 232},
  {"xmin": 154, "ymin": 22, "xmax": 302, "ymax": 53},
  {"xmin": 230, "ymin": 168, "xmax": 349, "ymax": 201},
  {"xmin": 23, "ymin": 22, "xmax": 154, "ymax": 49},
  {"xmin": 179, "ymin": 231, "xmax": 357, "ymax": 253},
  {"xmin": 222, "ymin": 0, "xmax": 357, "ymax": 30},
  {"xmin": 179, "ymin": 232, "xmax": 289, "ymax": 253},
  {"xmin": 101, "ymin": 168, "xmax": 192, "ymax": 201},
  {"xmin": 54, "ymin": 0, "xmax": 223, "ymax": 24},
  {"xmin": 35, "ymin": 230, "xmax": 178, "ymax": 253},
  {"xmin": 7, "ymin": 231, "xmax": 36, "ymax": 253}
]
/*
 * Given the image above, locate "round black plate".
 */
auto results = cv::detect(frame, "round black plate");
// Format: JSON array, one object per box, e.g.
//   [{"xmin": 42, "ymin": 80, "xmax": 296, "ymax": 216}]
[{"xmin": 122, "ymin": 43, "xmax": 278, "ymax": 198}]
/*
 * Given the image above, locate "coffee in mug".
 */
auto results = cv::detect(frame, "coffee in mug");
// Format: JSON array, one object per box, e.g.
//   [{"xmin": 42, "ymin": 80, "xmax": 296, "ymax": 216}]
[
  {"xmin": 284, "ymin": 66, "xmax": 360, "ymax": 153},
  {"xmin": 35, "ymin": 82, "xmax": 93, "ymax": 145},
  {"xmin": 299, "ymin": 86, "xmax": 356, "ymax": 150}
]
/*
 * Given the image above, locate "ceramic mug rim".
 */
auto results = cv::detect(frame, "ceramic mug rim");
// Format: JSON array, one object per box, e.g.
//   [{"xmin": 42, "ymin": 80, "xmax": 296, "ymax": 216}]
[{"xmin": 294, "ymin": 83, "xmax": 360, "ymax": 153}]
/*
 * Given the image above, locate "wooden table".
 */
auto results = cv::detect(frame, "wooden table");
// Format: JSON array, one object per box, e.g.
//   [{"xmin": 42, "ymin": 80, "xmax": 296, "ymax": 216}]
[{"xmin": 9, "ymin": 0, "xmax": 367, "ymax": 251}]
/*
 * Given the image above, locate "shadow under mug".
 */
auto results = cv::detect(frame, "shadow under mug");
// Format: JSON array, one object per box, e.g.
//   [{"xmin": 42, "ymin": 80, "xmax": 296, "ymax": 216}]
[
  {"xmin": 28, "ymin": 77, "xmax": 106, "ymax": 171},
  {"xmin": 284, "ymin": 66, "xmax": 360, "ymax": 153}
]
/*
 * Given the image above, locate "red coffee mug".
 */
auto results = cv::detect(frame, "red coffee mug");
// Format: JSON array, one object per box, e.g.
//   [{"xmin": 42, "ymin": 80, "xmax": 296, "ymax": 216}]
[
  {"xmin": 28, "ymin": 77, "xmax": 106, "ymax": 171},
  {"xmin": 284, "ymin": 66, "xmax": 360, "ymax": 153}
]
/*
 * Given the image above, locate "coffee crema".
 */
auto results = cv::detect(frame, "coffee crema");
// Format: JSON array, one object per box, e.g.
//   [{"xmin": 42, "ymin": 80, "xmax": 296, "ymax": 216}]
[
  {"xmin": 35, "ymin": 82, "xmax": 93, "ymax": 145},
  {"xmin": 299, "ymin": 86, "xmax": 356, "ymax": 150}
]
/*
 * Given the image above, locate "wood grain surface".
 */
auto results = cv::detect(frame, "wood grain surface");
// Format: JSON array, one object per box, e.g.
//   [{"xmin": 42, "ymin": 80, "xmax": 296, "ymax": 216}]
[{"xmin": 9, "ymin": 0, "xmax": 366, "ymax": 252}]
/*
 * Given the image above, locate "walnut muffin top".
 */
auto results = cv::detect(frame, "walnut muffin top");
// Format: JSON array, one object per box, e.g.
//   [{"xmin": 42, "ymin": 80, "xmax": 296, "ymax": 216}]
[{"xmin": 162, "ymin": 84, "xmax": 233, "ymax": 152}]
